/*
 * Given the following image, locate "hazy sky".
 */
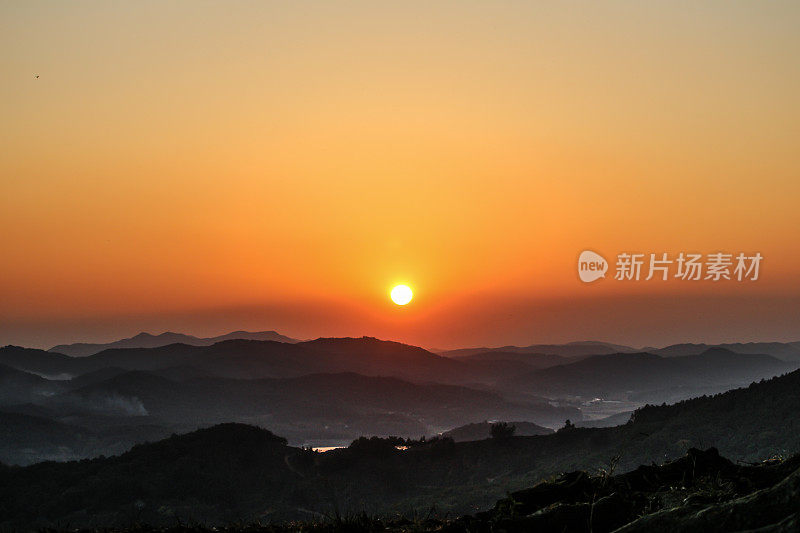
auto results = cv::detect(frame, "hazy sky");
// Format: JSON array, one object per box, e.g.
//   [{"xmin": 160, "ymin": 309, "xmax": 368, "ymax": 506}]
[{"xmin": 2, "ymin": 1, "xmax": 799, "ymax": 349}]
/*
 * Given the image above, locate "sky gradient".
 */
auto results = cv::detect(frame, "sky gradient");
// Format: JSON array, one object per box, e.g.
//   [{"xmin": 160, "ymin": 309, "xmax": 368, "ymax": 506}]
[{"xmin": 2, "ymin": 1, "xmax": 799, "ymax": 349}]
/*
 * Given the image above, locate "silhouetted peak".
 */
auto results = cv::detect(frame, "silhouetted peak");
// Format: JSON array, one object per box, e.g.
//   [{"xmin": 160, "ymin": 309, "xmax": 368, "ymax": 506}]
[
  {"xmin": 132, "ymin": 331, "xmax": 187, "ymax": 340},
  {"xmin": 303, "ymin": 336, "xmax": 425, "ymax": 351},
  {"xmin": 208, "ymin": 338, "xmax": 282, "ymax": 348},
  {"xmin": 127, "ymin": 423, "xmax": 289, "ymax": 459},
  {"xmin": 699, "ymin": 347, "xmax": 740, "ymax": 357}
]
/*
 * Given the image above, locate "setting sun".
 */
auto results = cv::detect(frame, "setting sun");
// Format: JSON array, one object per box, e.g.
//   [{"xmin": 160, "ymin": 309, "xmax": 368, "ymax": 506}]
[{"xmin": 390, "ymin": 285, "xmax": 413, "ymax": 306}]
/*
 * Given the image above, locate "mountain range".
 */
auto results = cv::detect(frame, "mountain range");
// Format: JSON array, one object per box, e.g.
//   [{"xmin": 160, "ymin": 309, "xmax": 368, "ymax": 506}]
[
  {"xmin": 4, "ymin": 362, "xmax": 800, "ymax": 528},
  {"xmin": 439, "ymin": 341, "xmax": 638, "ymax": 359},
  {"xmin": 39, "ymin": 330, "xmax": 800, "ymax": 363},
  {"xmin": 501, "ymin": 348, "xmax": 797, "ymax": 403},
  {"xmin": 2, "ymin": 334, "xmax": 798, "ymax": 470},
  {"xmin": 0, "ymin": 361, "xmax": 578, "ymax": 464},
  {"xmin": 5, "ymin": 338, "xmax": 469, "ymax": 381},
  {"xmin": 648, "ymin": 341, "xmax": 800, "ymax": 361},
  {"xmin": 441, "ymin": 339, "xmax": 800, "ymax": 362},
  {"xmin": 48, "ymin": 330, "xmax": 299, "ymax": 357}
]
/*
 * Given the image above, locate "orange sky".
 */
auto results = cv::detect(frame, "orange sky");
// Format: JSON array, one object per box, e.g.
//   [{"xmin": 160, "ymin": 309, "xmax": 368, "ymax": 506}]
[{"xmin": 2, "ymin": 2, "xmax": 799, "ymax": 349}]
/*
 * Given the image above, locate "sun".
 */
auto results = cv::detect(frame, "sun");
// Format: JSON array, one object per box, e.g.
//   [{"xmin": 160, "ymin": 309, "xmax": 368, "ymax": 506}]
[{"xmin": 390, "ymin": 284, "xmax": 413, "ymax": 306}]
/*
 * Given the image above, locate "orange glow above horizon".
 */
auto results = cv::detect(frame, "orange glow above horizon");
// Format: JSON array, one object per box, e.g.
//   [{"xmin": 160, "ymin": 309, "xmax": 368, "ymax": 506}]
[{"xmin": 2, "ymin": 2, "xmax": 800, "ymax": 349}]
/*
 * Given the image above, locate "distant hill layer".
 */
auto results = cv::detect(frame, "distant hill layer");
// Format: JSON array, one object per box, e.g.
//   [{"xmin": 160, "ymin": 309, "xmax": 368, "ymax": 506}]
[
  {"xmin": 440, "ymin": 341, "xmax": 637, "ymax": 359},
  {"xmin": 49, "ymin": 330, "xmax": 299, "ymax": 356},
  {"xmin": 45, "ymin": 334, "xmax": 800, "ymax": 362},
  {"xmin": 441, "ymin": 340, "xmax": 800, "ymax": 362},
  {"xmin": 441, "ymin": 420, "xmax": 553, "ymax": 441},
  {"xmin": 651, "ymin": 341, "xmax": 800, "ymax": 361},
  {"xmin": 502, "ymin": 348, "xmax": 798, "ymax": 402},
  {"xmin": 61, "ymin": 370, "xmax": 573, "ymax": 435},
  {"xmin": 0, "ymin": 366, "xmax": 578, "ymax": 465},
  {"xmin": 448, "ymin": 350, "xmax": 568, "ymax": 369},
  {"xmin": 2, "ymin": 337, "xmax": 554, "ymax": 386},
  {"xmin": 3, "ymin": 339, "xmax": 796, "ymax": 406},
  {"xmin": 0, "ymin": 363, "xmax": 62, "ymax": 406}
]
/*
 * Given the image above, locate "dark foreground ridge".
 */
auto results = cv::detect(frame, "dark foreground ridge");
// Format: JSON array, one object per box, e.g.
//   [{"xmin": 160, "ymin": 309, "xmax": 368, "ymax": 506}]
[
  {"xmin": 10, "ymin": 446, "xmax": 800, "ymax": 532},
  {"xmin": 469, "ymin": 447, "xmax": 800, "ymax": 532}
]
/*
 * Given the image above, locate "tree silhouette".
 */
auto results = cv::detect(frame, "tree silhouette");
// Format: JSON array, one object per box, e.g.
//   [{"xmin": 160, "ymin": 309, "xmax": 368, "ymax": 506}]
[
  {"xmin": 558, "ymin": 419, "xmax": 576, "ymax": 432},
  {"xmin": 491, "ymin": 422, "xmax": 516, "ymax": 439}
]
